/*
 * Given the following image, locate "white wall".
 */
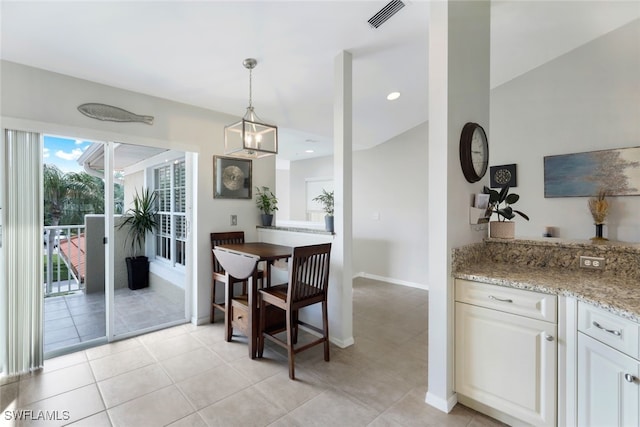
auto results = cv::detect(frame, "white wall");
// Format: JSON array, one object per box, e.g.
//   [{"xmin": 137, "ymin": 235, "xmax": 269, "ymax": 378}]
[
  {"xmin": 123, "ymin": 170, "xmax": 144, "ymax": 210},
  {"xmin": 286, "ymin": 122, "xmax": 429, "ymax": 288},
  {"xmin": 0, "ymin": 60, "xmax": 275, "ymax": 325},
  {"xmin": 491, "ymin": 19, "xmax": 640, "ymax": 242},
  {"xmin": 275, "ymin": 167, "xmax": 290, "ymax": 221}
]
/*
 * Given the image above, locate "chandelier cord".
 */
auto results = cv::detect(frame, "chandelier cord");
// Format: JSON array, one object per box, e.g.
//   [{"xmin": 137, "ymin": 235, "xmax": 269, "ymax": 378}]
[{"xmin": 248, "ymin": 68, "xmax": 253, "ymax": 109}]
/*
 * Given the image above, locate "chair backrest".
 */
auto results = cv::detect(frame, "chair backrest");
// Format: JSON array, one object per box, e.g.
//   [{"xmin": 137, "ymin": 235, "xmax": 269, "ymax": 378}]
[
  {"xmin": 211, "ymin": 232, "xmax": 245, "ymax": 274},
  {"xmin": 287, "ymin": 243, "xmax": 332, "ymax": 304}
]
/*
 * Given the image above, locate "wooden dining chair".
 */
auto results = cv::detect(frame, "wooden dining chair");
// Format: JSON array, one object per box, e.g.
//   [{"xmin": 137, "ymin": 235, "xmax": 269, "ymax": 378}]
[
  {"xmin": 257, "ymin": 243, "xmax": 332, "ymax": 379},
  {"xmin": 210, "ymin": 232, "xmax": 263, "ymax": 323}
]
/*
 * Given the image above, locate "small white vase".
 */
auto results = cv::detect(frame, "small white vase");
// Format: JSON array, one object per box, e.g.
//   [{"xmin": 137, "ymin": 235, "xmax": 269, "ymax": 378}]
[{"xmin": 490, "ymin": 221, "xmax": 515, "ymax": 239}]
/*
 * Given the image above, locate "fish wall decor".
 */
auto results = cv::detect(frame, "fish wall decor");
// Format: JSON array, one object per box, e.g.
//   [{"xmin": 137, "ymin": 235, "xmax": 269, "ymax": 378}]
[{"xmin": 78, "ymin": 103, "xmax": 154, "ymax": 125}]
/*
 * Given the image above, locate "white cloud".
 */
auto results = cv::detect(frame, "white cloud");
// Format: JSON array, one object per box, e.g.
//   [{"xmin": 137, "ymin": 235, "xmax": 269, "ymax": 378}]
[
  {"xmin": 75, "ymin": 139, "xmax": 84, "ymax": 145},
  {"xmin": 55, "ymin": 148, "xmax": 83, "ymax": 161},
  {"xmin": 43, "ymin": 148, "xmax": 50, "ymax": 158}
]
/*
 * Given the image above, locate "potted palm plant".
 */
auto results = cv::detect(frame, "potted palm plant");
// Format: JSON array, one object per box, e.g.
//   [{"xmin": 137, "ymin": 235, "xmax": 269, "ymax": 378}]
[
  {"xmin": 313, "ymin": 189, "xmax": 334, "ymax": 232},
  {"xmin": 119, "ymin": 188, "xmax": 158, "ymax": 289},
  {"xmin": 255, "ymin": 186, "xmax": 278, "ymax": 226},
  {"xmin": 483, "ymin": 184, "xmax": 529, "ymax": 238}
]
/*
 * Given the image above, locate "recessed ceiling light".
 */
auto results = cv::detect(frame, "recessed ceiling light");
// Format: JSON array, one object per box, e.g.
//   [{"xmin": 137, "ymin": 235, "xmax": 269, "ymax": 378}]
[
  {"xmin": 387, "ymin": 92, "xmax": 401, "ymax": 101},
  {"xmin": 305, "ymin": 149, "xmax": 315, "ymax": 153}
]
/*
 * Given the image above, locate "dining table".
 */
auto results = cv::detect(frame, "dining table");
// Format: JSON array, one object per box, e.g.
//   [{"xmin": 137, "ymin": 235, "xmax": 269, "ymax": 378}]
[{"xmin": 213, "ymin": 242, "xmax": 293, "ymax": 358}]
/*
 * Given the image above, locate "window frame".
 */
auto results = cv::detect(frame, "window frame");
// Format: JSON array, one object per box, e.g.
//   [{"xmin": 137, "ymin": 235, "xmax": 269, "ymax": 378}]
[{"xmin": 152, "ymin": 158, "xmax": 186, "ymax": 270}]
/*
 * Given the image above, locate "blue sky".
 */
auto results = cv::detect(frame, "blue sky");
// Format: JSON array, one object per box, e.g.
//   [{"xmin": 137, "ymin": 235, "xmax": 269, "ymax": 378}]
[{"xmin": 44, "ymin": 135, "xmax": 94, "ymax": 173}]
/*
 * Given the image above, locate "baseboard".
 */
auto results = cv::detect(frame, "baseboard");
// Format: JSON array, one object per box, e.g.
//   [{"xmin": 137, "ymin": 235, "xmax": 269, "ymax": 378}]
[
  {"xmin": 354, "ymin": 272, "xmax": 428, "ymax": 290},
  {"xmin": 298, "ymin": 324, "xmax": 355, "ymax": 349},
  {"xmin": 425, "ymin": 391, "xmax": 458, "ymax": 413},
  {"xmin": 330, "ymin": 335, "xmax": 355, "ymax": 348},
  {"xmin": 194, "ymin": 315, "xmax": 210, "ymax": 326}
]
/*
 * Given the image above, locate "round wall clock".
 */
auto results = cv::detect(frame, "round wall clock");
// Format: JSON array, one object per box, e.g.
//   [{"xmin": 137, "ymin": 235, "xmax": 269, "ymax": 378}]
[{"xmin": 459, "ymin": 122, "xmax": 489, "ymax": 183}]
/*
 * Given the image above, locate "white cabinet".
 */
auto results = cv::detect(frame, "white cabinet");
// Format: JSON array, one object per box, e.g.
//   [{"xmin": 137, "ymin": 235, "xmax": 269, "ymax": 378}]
[
  {"xmin": 455, "ymin": 279, "xmax": 557, "ymax": 427},
  {"xmin": 577, "ymin": 303, "xmax": 640, "ymax": 427}
]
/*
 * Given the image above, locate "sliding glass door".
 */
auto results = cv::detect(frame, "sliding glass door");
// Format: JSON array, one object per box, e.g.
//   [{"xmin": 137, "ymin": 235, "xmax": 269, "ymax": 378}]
[
  {"xmin": 42, "ymin": 137, "xmax": 190, "ymax": 357},
  {"xmin": 108, "ymin": 143, "xmax": 188, "ymax": 340}
]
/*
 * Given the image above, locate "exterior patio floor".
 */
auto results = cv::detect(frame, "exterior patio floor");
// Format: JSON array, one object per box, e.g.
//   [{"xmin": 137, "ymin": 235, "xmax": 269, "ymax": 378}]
[{"xmin": 44, "ymin": 286, "xmax": 185, "ymax": 354}]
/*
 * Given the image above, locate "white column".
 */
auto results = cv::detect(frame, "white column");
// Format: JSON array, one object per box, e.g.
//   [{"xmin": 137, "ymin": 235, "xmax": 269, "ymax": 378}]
[
  {"xmin": 426, "ymin": 0, "xmax": 491, "ymax": 412},
  {"xmin": 330, "ymin": 51, "xmax": 354, "ymax": 347}
]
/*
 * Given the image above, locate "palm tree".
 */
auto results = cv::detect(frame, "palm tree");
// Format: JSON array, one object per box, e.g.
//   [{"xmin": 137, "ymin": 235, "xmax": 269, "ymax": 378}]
[
  {"xmin": 43, "ymin": 164, "xmax": 122, "ymax": 227},
  {"xmin": 43, "ymin": 164, "xmax": 69, "ymax": 228}
]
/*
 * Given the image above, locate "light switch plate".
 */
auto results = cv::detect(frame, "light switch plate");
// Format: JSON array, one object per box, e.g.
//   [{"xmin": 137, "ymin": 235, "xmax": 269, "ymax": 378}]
[{"xmin": 230, "ymin": 215, "xmax": 237, "ymax": 226}]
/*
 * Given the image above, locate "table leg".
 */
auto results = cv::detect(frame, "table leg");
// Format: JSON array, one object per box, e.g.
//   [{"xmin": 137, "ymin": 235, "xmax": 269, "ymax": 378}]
[
  {"xmin": 266, "ymin": 262, "xmax": 272, "ymax": 288},
  {"xmin": 224, "ymin": 272, "xmax": 232, "ymax": 342},
  {"xmin": 248, "ymin": 271, "xmax": 258, "ymax": 359}
]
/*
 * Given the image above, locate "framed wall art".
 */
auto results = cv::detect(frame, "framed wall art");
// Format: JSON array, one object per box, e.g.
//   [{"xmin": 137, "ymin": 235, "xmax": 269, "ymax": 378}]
[
  {"xmin": 213, "ymin": 156, "xmax": 252, "ymax": 199},
  {"xmin": 489, "ymin": 164, "xmax": 517, "ymax": 188},
  {"xmin": 544, "ymin": 146, "xmax": 640, "ymax": 197}
]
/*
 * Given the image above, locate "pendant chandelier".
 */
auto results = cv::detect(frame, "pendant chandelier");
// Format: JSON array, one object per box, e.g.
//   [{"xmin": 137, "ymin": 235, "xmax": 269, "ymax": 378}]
[{"xmin": 224, "ymin": 58, "xmax": 278, "ymax": 158}]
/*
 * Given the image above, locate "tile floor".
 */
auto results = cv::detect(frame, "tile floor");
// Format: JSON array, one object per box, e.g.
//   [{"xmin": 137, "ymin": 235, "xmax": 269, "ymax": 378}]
[
  {"xmin": 2, "ymin": 278, "xmax": 505, "ymax": 426},
  {"xmin": 44, "ymin": 287, "xmax": 186, "ymax": 354}
]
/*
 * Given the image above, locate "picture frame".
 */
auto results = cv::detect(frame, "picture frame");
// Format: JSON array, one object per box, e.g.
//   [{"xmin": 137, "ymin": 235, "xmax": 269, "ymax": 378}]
[{"xmin": 213, "ymin": 156, "xmax": 252, "ymax": 199}]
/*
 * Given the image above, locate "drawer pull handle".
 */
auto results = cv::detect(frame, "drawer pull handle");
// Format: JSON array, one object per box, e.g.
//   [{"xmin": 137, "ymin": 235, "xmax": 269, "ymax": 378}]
[
  {"xmin": 592, "ymin": 321, "xmax": 622, "ymax": 337},
  {"xmin": 545, "ymin": 335, "xmax": 554, "ymax": 342},
  {"xmin": 624, "ymin": 373, "xmax": 636, "ymax": 383},
  {"xmin": 488, "ymin": 295, "xmax": 513, "ymax": 303}
]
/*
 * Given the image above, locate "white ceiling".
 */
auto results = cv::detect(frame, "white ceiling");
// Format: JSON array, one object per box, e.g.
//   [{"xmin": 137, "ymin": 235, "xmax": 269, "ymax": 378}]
[{"xmin": 1, "ymin": 1, "xmax": 638, "ymax": 161}]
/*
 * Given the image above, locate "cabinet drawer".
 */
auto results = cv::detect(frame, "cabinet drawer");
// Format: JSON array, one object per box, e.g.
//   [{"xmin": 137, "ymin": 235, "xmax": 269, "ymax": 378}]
[
  {"xmin": 455, "ymin": 279, "xmax": 557, "ymax": 323},
  {"xmin": 578, "ymin": 302, "xmax": 640, "ymax": 359}
]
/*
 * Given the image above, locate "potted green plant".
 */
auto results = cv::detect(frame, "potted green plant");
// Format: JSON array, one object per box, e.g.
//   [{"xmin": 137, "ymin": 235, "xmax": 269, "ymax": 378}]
[
  {"xmin": 313, "ymin": 189, "xmax": 334, "ymax": 232},
  {"xmin": 483, "ymin": 184, "xmax": 529, "ymax": 239},
  {"xmin": 255, "ymin": 186, "xmax": 278, "ymax": 226},
  {"xmin": 118, "ymin": 188, "xmax": 158, "ymax": 289}
]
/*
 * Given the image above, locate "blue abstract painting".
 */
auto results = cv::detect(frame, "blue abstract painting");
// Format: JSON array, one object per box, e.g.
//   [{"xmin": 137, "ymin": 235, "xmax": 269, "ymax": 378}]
[{"xmin": 544, "ymin": 147, "xmax": 640, "ymax": 197}]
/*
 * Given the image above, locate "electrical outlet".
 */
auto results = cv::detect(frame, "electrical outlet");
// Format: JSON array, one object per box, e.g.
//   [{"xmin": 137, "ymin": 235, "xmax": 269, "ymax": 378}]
[
  {"xmin": 580, "ymin": 256, "xmax": 605, "ymax": 270},
  {"xmin": 230, "ymin": 215, "xmax": 237, "ymax": 226}
]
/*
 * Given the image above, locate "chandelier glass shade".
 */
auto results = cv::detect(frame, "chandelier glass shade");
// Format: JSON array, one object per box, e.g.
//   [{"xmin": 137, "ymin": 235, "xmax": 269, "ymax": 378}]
[{"xmin": 224, "ymin": 58, "xmax": 278, "ymax": 158}]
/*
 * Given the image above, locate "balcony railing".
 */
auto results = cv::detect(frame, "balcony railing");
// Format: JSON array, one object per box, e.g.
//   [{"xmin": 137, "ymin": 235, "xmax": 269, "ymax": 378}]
[{"xmin": 44, "ymin": 225, "xmax": 85, "ymax": 296}]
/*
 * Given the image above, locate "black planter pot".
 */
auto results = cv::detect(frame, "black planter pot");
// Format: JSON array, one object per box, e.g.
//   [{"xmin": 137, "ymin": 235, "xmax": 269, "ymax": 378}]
[
  {"xmin": 261, "ymin": 214, "xmax": 274, "ymax": 226},
  {"xmin": 125, "ymin": 256, "xmax": 149, "ymax": 290}
]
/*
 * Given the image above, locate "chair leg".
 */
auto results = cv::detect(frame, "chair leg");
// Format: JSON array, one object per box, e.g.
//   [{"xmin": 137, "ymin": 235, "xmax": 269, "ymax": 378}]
[
  {"xmin": 322, "ymin": 300, "xmax": 330, "ymax": 362},
  {"xmin": 286, "ymin": 309, "xmax": 296, "ymax": 380},
  {"xmin": 292, "ymin": 310, "xmax": 299, "ymax": 345},
  {"xmin": 210, "ymin": 281, "xmax": 216, "ymax": 323},
  {"xmin": 224, "ymin": 279, "xmax": 233, "ymax": 342},
  {"xmin": 257, "ymin": 296, "xmax": 266, "ymax": 358}
]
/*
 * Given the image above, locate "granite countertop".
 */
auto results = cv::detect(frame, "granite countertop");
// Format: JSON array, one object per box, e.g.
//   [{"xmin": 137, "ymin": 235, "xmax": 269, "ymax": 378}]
[
  {"xmin": 256, "ymin": 225, "xmax": 333, "ymax": 235},
  {"xmin": 454, "ymin": 262, "xmax": 640, "ymax": 323}
]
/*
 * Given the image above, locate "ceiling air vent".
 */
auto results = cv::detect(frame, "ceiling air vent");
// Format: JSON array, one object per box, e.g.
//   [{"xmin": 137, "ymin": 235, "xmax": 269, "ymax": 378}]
[{"xmin": 367, "ymin": 0, "xmax": 406, "ymax": 29}]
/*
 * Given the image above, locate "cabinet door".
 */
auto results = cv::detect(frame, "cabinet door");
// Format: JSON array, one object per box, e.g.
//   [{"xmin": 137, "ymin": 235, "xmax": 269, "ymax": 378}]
[
  {"xmin": 578, "ymin": 333, "xmax": 640, "ymax": 427},
  {"xmin": 455, "ymin": 302, "xmax": 557, "ymax": 427}
]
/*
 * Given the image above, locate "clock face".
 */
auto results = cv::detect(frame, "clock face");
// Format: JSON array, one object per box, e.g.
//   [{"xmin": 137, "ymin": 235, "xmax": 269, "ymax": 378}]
[{"xmin": 471, "ymin": 128, "xmax": 488, "ymax": 176}]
